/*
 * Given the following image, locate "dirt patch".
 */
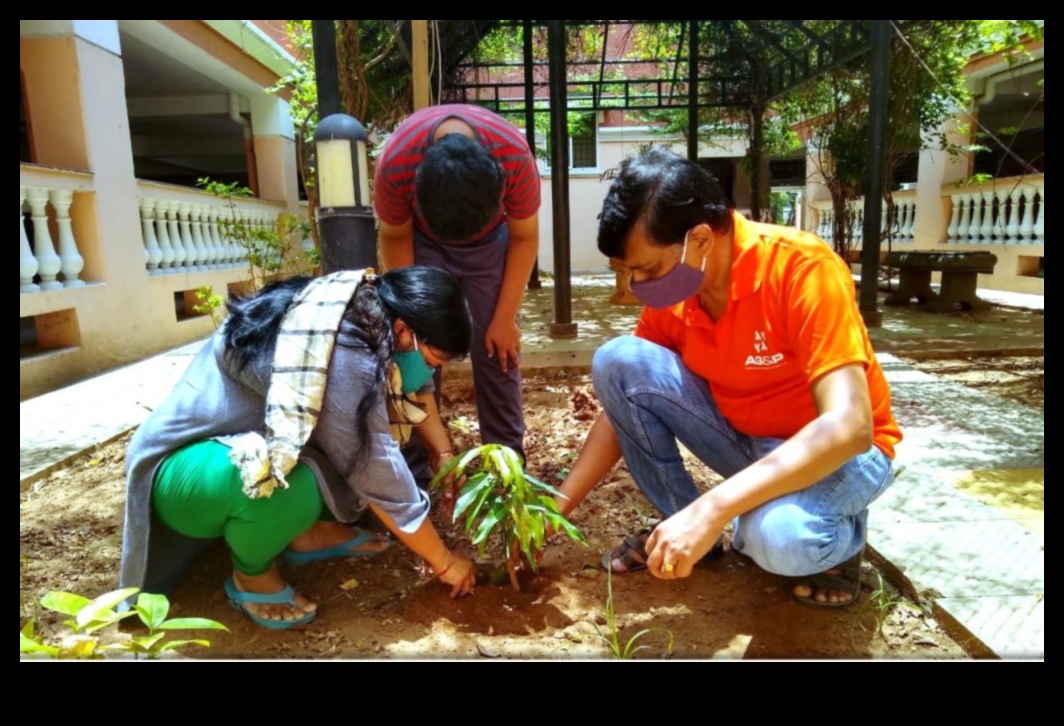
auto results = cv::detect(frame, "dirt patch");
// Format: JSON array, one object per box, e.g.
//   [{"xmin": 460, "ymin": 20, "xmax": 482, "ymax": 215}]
[
  {"xmin": 22, "ymin": 374, "xmax": 970, "ymax": 660},
  {"xmin": 906, "ymin": 356, "xmax": 1043, "ymax": 413}
]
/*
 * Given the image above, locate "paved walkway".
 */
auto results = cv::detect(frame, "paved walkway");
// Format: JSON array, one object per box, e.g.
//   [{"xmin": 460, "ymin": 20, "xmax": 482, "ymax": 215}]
[{"xmin": 19, "ymin": 277, "xmax": 1044, "ymax": 659}]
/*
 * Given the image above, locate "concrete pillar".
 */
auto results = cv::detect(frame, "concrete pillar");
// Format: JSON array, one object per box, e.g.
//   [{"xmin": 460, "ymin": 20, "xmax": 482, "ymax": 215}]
[
  {"xmin": 912, "ymin": 120, "xmax": 973, "ymax": 248},
  {"xmin": 250, "ymin": 95, "xmax": 300, "ymax": 210},
  {"xmin": 804, "ymin": 142, "xmax": 832, "ymax": 235}
]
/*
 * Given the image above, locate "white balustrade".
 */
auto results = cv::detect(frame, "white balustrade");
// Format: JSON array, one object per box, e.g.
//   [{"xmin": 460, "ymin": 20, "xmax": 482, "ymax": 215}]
[
  {"xmin": 1005, "ymin": 188, "xmax": 1022, "ymax": 241},
  {"xmin": 945, "ymin": 179, "xmax": 1044, "ymax": 246},
  {"xmin": 947, "ymin": 194, "xmax": 962, "ymax": 241},
  {"xmin": 994, "ymin": 188, "xmax": 1011, "ymax": 242},
  {"xmin": 26, "ymin": 188, "xmax": 63, "ymax": 291},
  {"xmin": 20, "ymin": 187, "xmax": 39, "ymax": 294},
  {"xmin": 1033, "ymin": 189, "xmax": 1044, "ymax": 241},
  {"xmin": 979, "ymin": 191, "xmax": 996, "ymax": 242},
  {"xmin": 167, "ymin": 201, "xmax": 184, "ymax": 269},
  {"xmin": 900, "ymin": 197, "xmax": 916, "ymax": 241},
  {"xmin": 190, "ymin": 205, "xmax": 210, "ymax": 269},
  {"xmin": 956, "ymin": 193, "xmax": 973, "ymax": 243},
  {"xmin": 179, "ymin": 203, "xmax": 200, "ymax": 271},
  {"xmin": 206, "ymin": 207, "xmax": 225, "ymax": 266},
  {"xmin": 50, "ymin": 189, "xmax": 85, "ymax": 288},
  {"xmin": 141, "ymin": 198, "xmax": 162, "ymax": 273},
  {"xmin": 227, "ymin": 209, "xmax": 244, "ymax": 267},
  {"xmin": 1017, "ymin": 190, "xmax": 1035, "ymax": 241}
]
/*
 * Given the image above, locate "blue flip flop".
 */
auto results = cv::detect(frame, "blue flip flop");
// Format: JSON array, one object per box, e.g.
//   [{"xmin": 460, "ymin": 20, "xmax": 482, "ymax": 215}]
[
  {"xmin": 282, "ymin": 527, "xmax": 392, "ymax": 567},
  {"xmin": 224, "ymin": 578, "xmax": 317, "ymax": 630}
]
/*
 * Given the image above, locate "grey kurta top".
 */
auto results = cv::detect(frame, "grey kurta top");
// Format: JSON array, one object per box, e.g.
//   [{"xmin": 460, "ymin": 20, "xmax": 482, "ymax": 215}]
[{"xmin": 120, "ymin": 317, "xmax": 429, "ymax": 595}]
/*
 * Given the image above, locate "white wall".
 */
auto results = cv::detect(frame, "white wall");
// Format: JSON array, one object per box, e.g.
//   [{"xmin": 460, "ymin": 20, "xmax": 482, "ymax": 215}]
[{"xmin": 537, "ymin": 127, "xmax": 744, "ymax": 274}]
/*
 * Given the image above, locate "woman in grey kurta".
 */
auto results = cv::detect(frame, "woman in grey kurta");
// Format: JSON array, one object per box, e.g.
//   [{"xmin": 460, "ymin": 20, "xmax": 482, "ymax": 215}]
[{"xmin": 121, "ymin": 268, "xmax": 477, "ymax": 629}]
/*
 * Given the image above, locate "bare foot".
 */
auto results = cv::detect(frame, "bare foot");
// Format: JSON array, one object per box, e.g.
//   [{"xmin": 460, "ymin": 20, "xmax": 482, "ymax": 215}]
[
  {"xmin": 792, "ymin": 567, "xmax": 856, "ymax": 605},
  {"xmin": 232, "ymin": 567, "xmax": 317, "ymax": 623},
  {"xmin": 288, "ymin": 521, "xmax": 391, "ymax": 556}
]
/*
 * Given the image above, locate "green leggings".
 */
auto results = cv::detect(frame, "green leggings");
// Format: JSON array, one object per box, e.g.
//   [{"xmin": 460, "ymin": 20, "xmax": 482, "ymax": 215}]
[{"xmin": 152, "ymin": 441, "xmax": 323, "ymax": 577}]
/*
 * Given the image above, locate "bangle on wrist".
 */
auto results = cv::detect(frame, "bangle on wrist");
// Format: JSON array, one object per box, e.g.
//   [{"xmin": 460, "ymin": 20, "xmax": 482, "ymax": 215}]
[
  {"xmin": 434, "ymin": 552, "xmax": 456, "ymax": 579},
  {"xmin": 431, "ymin": 450, "xmax": 455, "ymax": 470}
]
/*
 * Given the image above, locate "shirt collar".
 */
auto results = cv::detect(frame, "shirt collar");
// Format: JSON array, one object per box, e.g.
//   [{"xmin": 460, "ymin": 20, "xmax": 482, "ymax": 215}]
[
  {"xmin": 659, "ymin": 212, "xmax": 770, "ymax": 326},
  {"xmin": 728, "ymin": 211, "xmax": 768, "ymax": 302}
]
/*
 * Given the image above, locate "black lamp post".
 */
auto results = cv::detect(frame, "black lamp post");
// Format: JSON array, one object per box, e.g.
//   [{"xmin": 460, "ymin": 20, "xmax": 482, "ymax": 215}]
[{"xmin": 313, "ymin": 113, "xmax": 377, "ymax": 273}]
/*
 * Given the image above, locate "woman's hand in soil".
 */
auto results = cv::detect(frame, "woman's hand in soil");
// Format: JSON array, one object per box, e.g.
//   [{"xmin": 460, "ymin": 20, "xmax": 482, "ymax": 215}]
[
  {"xmin": 438, "ymin": 554, "xmax": 477, "ymax": 598},
  {"xmin": 645, "ymin": 508, "xmax": 723, "ymax": 581}
]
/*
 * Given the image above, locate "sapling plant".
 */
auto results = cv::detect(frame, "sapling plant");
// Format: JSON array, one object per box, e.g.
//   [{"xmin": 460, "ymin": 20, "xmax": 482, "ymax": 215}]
[
  {"xmin": 593, "ymin": 568, "xmax": 674, "ymax": 661},
  {"xmin": 20, "ymin": 588, "xmax": 227, "ymax": 660},
  {"xmin": 431, "ymin": 444, "xmax": 586, "ymax": 593}
]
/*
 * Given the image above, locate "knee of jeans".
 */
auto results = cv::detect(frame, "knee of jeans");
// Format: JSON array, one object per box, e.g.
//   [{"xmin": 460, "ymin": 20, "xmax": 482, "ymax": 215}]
[
  {"xmin": 593, "ymin": 337, "xmax": 651, "ymax": 402},
  {"xmin": 736, "ymin": 506, "xmax": 830, "ymax": 578}
]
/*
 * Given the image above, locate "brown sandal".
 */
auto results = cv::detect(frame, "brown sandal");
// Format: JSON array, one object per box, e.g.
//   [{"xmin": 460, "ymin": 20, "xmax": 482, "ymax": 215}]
[
  {"xmin": 793, "ymin": 547, "xmax": 865, "ymax": 609},
  {"xmin": 600, "ymin": 530, "xmax": 653, "ymax": 574},
  {"xmin": 600, "ymin": 528, "xmax": 726, "ymax": 575}
]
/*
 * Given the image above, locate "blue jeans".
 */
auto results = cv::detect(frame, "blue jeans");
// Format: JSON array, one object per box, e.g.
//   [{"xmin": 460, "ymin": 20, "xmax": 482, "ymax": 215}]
[{"xmin": 593, "ymin": 336, "xmax": 894, "ymax": 578}]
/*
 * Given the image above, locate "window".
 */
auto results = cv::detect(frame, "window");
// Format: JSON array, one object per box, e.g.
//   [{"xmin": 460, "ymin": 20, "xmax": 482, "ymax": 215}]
[{"xmin": 539, "ymin": 112, "xmax": 599, "ymax": 172}]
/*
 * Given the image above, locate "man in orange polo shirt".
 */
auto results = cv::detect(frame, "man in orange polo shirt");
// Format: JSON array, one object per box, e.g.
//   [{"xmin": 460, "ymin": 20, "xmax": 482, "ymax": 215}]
[{"xmin": 555, "ymin": 148, "xmax": 902, "ymax": 607}]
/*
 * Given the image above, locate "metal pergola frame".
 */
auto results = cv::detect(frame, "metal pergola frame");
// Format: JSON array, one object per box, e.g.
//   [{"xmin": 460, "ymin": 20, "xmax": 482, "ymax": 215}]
[{"xmin": 313, "ymin": 19, "xmax": 898, "ymax": 330}]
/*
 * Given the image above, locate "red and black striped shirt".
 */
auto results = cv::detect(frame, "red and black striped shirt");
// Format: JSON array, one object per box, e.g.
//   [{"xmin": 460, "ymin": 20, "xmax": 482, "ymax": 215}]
[{"xmin": 374, "ymin": 104, "xmax": 541, "ymax": 244}]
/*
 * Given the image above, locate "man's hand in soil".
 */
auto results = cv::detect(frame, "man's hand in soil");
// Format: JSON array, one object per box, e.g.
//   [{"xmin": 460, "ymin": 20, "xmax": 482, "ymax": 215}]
[
  {"xmin": 485, "ymin": 317, "xmax": 522, "ymax": 373},
  {"xmin": 645, "ymin": 507, "xmax": 723, "ymax": 580}
]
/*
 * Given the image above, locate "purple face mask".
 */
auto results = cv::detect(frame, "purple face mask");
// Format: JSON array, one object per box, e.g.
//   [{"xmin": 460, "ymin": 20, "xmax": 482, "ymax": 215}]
[{"xmin": 629, "ymin": 231, "xmax": 707, "ymax": 309}]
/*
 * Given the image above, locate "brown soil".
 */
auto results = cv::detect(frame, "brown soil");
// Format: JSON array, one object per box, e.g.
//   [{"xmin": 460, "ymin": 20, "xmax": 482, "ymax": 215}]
[
  {"xmin": 906, "ymin": 356, "xmax": 1044, "ymax": 413},
  {"xmin": 27, "ymin": 358, "xmax": 1043, "ymax": 661}
]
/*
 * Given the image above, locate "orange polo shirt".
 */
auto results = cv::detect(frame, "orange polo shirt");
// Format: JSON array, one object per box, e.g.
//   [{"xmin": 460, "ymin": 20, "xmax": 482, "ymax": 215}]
[{"xmin": 635, "ymin": 213, "xmax": 902, "ymax": 459}]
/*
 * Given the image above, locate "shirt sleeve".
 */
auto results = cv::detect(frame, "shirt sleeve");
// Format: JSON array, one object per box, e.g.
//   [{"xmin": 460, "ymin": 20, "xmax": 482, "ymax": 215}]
[
  {"xmin": 372, "ymin": 148, "xmax": 414, "ymax": 226},
  {"xmin": 634, "ymin": 308, "xmax": 681, "ymax": 353},
  {"xmin": 783, "ymin": 255, "xmax": 872, "ymax": 385},
  {"xmin": 311, "ymin": 345, "xmax": 430, "ymax": 534},
  {"xmin": 502, "ymin": 143, "xmax": 542, "ymax": 221}
]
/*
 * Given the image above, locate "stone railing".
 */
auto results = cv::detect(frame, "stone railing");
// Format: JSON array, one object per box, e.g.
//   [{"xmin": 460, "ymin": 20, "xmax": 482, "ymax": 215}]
[
  {"xmin": 945, "ymin": 175, "xmax": 1044, "ymax": 245},
  {"xmin": 812, "ymin": 191, "xmax": 918, "ymax": 246},
  {"xmin": 137, "ymin": 181, "xmax": 286, "ymax": 276},
  {"xmin": 20, "ymin": 165, "xmax": 94, "ymax": 294}
]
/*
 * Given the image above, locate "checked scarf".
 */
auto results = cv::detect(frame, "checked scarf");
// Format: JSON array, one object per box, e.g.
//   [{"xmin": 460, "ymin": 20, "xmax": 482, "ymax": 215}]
[{"xmin": 227, "ymin": 270, "xmax": 426, "ymax": 500}]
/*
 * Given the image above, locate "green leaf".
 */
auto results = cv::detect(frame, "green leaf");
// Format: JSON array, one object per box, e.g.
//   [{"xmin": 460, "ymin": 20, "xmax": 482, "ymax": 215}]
[
  {"xmin": 489, "ymin": 449, "xmax": 512, "ymax": 484},
  {"xmin": 40, "ymin": 592, "xmax": 91, "ymax": 618},
  {"xmin": 20, "ymin": 633, "xmax": 59, "ymax": 658},
  {"xmin": 429, "ymin": 446, "xmax": 485, "ymax": 489},
  {"xmin": 159, "ymin": 618, "xmax": 229, "ymax": 633},
  {"xmin": 131, "ymin": 633, "xmax": 167, "ymax": 651},
  {"xmin": 501, "ymin": 447, "xmax": 527, "ymax": 488},
  {"xmin": 452, "ymin": 474, "xmax": 491, "ymax": 521},
  {"xmin": 103, "ymin": 641, "xmax": 148, "ymax": 656},
  {"xmin": 77, "ymin": 588, "xmax": 140, "ymax": 630},
  {"xmin": 159, "ymin": 639, "xmax": 211, "ymax": 653},
  {"xmin": 526, "ymin": 475, "xmax": 567, "ymax": 500},
  {"xmin": 473, "ymin": 501, "xmax": 507, "ymax": 547},
  {"xmin": 136, "ymin": 593, "xmax": 171, "ymax": 631},
  {"xmin": 464, "ymin": 483, "xmax": 498, "ymax": 534}
]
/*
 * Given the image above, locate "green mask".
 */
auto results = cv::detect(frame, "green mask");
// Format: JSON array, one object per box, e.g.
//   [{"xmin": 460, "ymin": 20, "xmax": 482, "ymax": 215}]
[{"xmin": 395, "ymin": 333, "xmax": 435, "ymax": 394}]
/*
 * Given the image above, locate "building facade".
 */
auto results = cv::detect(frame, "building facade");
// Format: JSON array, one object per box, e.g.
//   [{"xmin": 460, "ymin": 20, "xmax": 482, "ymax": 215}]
[{"xmin": 19, "ymin": 20, "xmax": 305, "ymax": 400}]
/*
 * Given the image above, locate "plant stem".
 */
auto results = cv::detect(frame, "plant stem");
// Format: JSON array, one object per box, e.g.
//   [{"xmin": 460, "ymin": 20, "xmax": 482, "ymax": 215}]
[{"xmin": 508, "ymin": 560, "xmax": 522, "ymax": 594}]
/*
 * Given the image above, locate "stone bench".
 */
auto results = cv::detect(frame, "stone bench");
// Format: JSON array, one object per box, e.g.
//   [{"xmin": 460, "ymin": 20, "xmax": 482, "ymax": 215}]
[{"xmin": 885, "ymin": 251, "xmax": 999, "ymax": 313}]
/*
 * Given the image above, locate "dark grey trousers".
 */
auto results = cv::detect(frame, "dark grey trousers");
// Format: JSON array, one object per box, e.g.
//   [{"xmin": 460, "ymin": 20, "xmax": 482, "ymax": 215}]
[{"xmin": 403, "ymin": 224, "xmax": 527, "ymax": 483}]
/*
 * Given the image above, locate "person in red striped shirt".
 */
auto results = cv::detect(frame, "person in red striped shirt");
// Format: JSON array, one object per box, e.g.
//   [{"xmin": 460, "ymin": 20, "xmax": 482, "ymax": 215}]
[{"xmin": 375, "ymin": 104, "xmax": 541, "ymax": 475}]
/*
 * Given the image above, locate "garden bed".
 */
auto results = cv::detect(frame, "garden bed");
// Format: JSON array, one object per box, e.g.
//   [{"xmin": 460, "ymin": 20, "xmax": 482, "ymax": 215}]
[{"xmin": 22, "ymin": 371, "xmax": 1011, "ymax": 660}]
